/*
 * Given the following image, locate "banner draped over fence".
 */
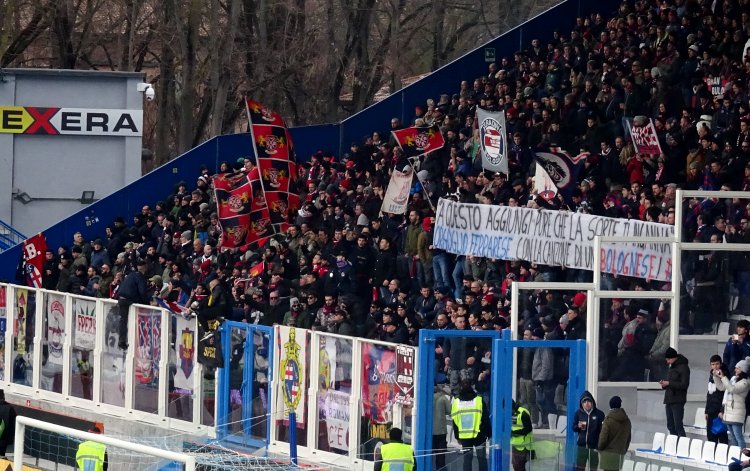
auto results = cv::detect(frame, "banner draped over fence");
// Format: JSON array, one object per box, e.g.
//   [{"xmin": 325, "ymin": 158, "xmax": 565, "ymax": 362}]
[{"xmin": 433, "ymin": 198, "xmax": 675, "ymax": 281}]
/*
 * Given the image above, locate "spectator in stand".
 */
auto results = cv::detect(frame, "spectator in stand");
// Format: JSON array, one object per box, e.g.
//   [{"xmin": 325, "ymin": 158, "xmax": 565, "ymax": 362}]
[
  {"xmin": 572, "ymin": 391, "xmax": 605, "ymax": 471},
  {"xmin": 724, "ymin": 320, "xmax": 750, "ymax": 372},
  {"xmin": 705, "ymin": 354, "xmax": 729, "ymax": 444},
  {"xmin": 713, "ymin": 356, "xmax": 750, "ymax": 448},
  {"xmin": 661, "ymin": 347, "xmax": 690, "ymax": 437},
  {"xmin": 598, "ymin": 396, "xmax": 631, "ymax": 471},
  {"xmin": 116, "ymin": 260, "xmax": 149, "ymax": 350}
]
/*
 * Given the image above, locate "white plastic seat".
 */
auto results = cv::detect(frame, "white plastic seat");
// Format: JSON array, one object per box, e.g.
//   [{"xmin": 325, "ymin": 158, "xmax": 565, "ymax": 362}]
[
  {"xmin": 702, "ymin": 440, "xmax": 716, "ymax": 462},
  {"xmin": 547, "ymin": 413, "xmax": 558, "ymax": 429},
  {"xmin": 663, "ymin": 434, "xmax": 678, "ymax": 455},
  {"xmin": 718, "ymin": 321, "xmax": 730, "ymax": 336},
  {"xmin": 693, "ymin": 407, "xmax": 706, "ymax": 428},
  {"xmin": 622, "ymin": 459, "xmax": 635, "ymax": 471},
  {"xmin": 729, "ymin": 445, "xmax": 742, "ymax": 462},
  {"xmin": 555, "ymin": 415, "xmax": 567, "ymax": 437},
  {"xmin": 634, "ymin": 462, "xmax": 647, "ymax": 471},
  {"xmin": 745, "ymin": 415, "xmax": 750, "ymax": 434},
  {"xmin": 688, "ymin": 438, "xmax": 703, "ymax": 460},
  {"xmin": 675, "ymin": 436, "xmax": 690, "ymax": 457},
  {"xmin": 652, "ymin": 432, "xmax": 666, "ymax": 452},
  {"xmin": 659, "ymin": 466, "xmax": 672, "ymax": 471},
  {"xmin": 714, "ymin": 443, "xmax": 729, "ymax": 465}
]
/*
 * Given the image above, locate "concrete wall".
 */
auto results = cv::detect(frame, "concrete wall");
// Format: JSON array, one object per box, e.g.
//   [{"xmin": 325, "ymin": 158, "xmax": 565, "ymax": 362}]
[{"xmin": 0, "ymin": 69, "xmax": 145, "ymax": 236}]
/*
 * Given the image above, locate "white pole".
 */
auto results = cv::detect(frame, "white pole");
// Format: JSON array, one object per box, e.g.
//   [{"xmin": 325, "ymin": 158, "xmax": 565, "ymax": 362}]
[{"xmin": 13, "ymin": 416, "xmax": 197, "ymax": 471}]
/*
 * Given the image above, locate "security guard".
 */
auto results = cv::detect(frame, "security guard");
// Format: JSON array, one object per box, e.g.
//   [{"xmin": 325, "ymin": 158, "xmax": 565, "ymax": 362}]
[
  {"xmin": 374, "ymin": 427, "xmax": 415, "ymax": 471},
  {"xmin": 511, "ymin": 400, "xmax": 534, "ymax": 471},
  {"xmin": 76, "ymin": 426, "xmax": 108, "ymax": 471},
  {"xmin": 450, "ymin": 379, "xmax": 490, "ymax": 471}
]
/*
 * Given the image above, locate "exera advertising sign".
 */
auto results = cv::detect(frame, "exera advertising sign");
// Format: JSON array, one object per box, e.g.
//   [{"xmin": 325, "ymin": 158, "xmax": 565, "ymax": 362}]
[{"xmin": 0, "ymin": 106, "xmax": 142, "ymax": 136}]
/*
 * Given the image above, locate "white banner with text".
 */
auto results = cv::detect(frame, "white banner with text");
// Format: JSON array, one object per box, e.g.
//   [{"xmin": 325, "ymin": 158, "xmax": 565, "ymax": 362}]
[{"xmin": 433, "ymin": 198, "xmax": 674, "ymax": 281}]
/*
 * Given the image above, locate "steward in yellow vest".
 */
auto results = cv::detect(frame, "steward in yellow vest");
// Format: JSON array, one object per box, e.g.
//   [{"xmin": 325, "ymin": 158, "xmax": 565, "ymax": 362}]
[
  {"xmin": 450, "ymin": 379, "xmax": 490, "ymax": 471},
  {"xmin": 76, "ymin": 426, "xmax": 108, "ymax": 471},
  {"xmin": 374, "ymin": 427, "xmax": 416, "ymax": 471},
  {"xmin": 511, "ymin": 400, "xmax": 534, "ymax": 471}
]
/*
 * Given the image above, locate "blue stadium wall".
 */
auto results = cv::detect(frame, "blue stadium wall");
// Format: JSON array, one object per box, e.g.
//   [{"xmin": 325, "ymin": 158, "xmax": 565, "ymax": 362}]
[{"xmin": 0, "ymin": 0, "xmax": 618, "ymax": 282}]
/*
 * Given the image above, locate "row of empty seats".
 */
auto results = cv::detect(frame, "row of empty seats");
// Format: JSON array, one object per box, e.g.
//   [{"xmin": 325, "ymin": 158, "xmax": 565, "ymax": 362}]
[{"xmin": 635, "ymin": 432, "xmax": 742, "ymax": 471}]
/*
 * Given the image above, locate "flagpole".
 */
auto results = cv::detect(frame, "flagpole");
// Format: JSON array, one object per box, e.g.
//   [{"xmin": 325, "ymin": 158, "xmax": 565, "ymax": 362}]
[{"xmin": 408, "ymin": 155, "xmax": 436, "ymax": 213}]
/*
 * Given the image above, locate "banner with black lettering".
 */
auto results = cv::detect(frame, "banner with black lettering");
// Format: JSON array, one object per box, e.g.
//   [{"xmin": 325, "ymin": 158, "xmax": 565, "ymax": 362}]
[
  {"xmin": 477, "ymin": 107, "xmax": 509, "ymax": 173},
  {"xmin": 380, "ymin": 167, "xmax": 413, "ymax": 215},
  {"xmin": 197, "ymin": 327, "xmax": 224, "ymax": 369},
  {"xmin": 433, "ymin": 198, "xmax": 674, "ymax": 281},
  {"xmin": 626, "ymin": 117, "xmax": 663, "ymax": 156}
]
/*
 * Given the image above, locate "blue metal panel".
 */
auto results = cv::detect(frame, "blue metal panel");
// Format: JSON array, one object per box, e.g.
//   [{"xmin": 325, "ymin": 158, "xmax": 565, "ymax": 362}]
[
  {"xmin": 217, "ymin": 321, "xmax": 274, "ymax": 451},
  {"xmin": 415, "ymin": 329, "xmax": 501, "ymax": 471}
]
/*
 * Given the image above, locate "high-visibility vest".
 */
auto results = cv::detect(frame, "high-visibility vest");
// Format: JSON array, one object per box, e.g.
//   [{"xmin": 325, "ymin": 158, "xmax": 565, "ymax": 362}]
[
  {"xmin": 450, "ymin": 396, "xmax": 483, "ymax": 439},
  {"xmin": 76, "ymin": 440, "xmax": 106, "ymax": 471},
  {"xmin": 511, "ymin": 406, "xmax": 533, "ymax": 450},
  {"xmin": 380, "ymin": 441, "xmax": 414, "ymax": 471}
]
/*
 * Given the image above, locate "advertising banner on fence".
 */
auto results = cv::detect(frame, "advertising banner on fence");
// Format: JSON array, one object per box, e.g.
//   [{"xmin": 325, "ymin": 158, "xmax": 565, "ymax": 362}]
[
  {"xmin": 380, "ymin": 168, "xmax": 412, "ymax": 215},
  {"xmin": 73, "ymin": 298, "xmax": 96, "ymax": 351},
  {"xmin": 173, "ymin": 316, "xmax": 196, "ymax": 391},
  {"xmin": 394, "ymin": 345, "xmax": 415, "ymax": 406},
  {"xmin": 45, "ymin": 294, "xmax": 65, "ymax": 366},
  {"xmin": 277, "ymin": 326, "xmax": 307, "ymax": 426},
  {"xmin": 433, "ymin": 198, "xmax": 674, "ymax": 281}
]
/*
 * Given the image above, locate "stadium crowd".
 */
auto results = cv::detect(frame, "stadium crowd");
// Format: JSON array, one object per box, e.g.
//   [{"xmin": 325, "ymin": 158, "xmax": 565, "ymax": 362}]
[{"xmin": 28, "ymin": 0, "xmax": 750, "ymax": 438}]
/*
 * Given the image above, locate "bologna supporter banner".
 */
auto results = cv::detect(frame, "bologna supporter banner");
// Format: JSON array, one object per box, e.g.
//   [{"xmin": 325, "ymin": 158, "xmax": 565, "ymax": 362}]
[
  {"xmin": 477, "ymin": 107, "xmax": 509, "ymax": 174},
  {"xmin": 173, "ymin": 316, "xmax": 196, "ymax": 391},
  {"xmin": 626, "ymin": 117, "xmax": 663, "ymax": 156},
  {"xmin": 433, "ymin": 198, "xmax": 674, "ymax": 281},
  {"xmin": 22, "ymin": 233, "xmax": 47, "ymax": 288},
  {"xmin": 45, "ymin": 294, "xmax": 65, "ymax": 367},
  {"xmin": 380, "ymin": 168, "xmax": 412, "ymax": 215},
  {"xmin": 322, "ymin": 390, "xmax": 350, "ymax": 452},
  {"xmin": 73, "ymin": 298, "xmax": 96, "ymax": 351},
  {"xmin": 135, "ymin": 307, "xmax": 161, "ymax": 386},
  {"xmin": 0, "ymin": 107, "xmax": 142, "ymax": 136},
  {"xmin": 277, "ymin": 326, "xmax": 307, "ymax": 426}
]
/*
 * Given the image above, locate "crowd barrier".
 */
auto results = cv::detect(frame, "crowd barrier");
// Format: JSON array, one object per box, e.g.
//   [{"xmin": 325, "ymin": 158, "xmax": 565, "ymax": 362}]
[{"xmin": 0, "ymin": 283, "xmax": 419, "ymax": 470}]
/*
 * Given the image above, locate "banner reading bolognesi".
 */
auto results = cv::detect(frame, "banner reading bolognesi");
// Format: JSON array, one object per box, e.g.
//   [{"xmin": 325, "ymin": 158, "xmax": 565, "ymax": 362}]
[{"xmin": 433, "ymin": 198, "xmax": 675, "ymax": 281}]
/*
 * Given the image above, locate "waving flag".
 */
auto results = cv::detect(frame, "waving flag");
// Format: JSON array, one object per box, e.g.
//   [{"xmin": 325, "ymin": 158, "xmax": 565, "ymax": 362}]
[
  {"xmin": 477, "ymin": 107, "xmax": 509, "ymax": 174},
  {"xmin": 534, "ymin": 162, "xmax": 558, "ymax": 202},
  {"xmin": 533, "ymin": 148, "xmax": 587, "ymax": 202},
  {"xmin": 22, "ymin": 233, "xmax": 47, "ymax": 288},
  {"xmin": 391, "ymin": 124, "xmax": 445, "ymax": 158},
  {"xmin": 246, "ymin": 99, "xmax": 300, "ymax": 240}
]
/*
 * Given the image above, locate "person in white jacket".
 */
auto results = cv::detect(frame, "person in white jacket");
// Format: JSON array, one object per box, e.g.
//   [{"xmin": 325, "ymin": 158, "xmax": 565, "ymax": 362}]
[{"xmin": 714, "ymin": 356, "xmax": 750, "ymax": 447}]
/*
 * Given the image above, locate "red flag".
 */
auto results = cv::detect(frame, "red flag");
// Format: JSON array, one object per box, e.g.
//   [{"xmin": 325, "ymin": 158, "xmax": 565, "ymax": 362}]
[
  {"xmin": 391, "ymin": 125, "xmax": 445, "ymax": 158},
  {"xmin": 246, "ymin": 99, "xmax": 286, "ymax": 127},
  {"xmin": 22, "ymin": 233, "xmax": 47, "ymax": 288},
  {"xmin": 248, "ymin": 261, "xmax": 265, "ymax": 278}
]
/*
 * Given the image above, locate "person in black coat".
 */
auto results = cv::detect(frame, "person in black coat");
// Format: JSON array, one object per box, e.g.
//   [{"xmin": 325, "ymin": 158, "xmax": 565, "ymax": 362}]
[
  {"xmin": 372, "ymin": 237, "xmax": 396, "ymax": 298},
  {"xmin": 661, "ymin": 347, "xmax": 690, "ymax": 437},
  {"xmin": 197, "ymin": 278, "xmax": 232, "ymax": 337},
  {"xmin": 0, "ymin": 390, "xmax": 16, "ymax": 457},
  {"xmin": 706, "ymin": 354, "xmax": 729, "ymax": 444},
  {"xmin": 572, "ymin": 390, "xmax": 605, "ymax": 470},
  {"xmin": 116, "ymin": 260, "xmax": 149, "ymax": 350}
]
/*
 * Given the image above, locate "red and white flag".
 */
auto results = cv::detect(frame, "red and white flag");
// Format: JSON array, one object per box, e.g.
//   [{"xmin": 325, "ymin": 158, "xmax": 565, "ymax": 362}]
[{"xmin": 22, "ymin": 233, "xmax": 47, "ymax": 288}]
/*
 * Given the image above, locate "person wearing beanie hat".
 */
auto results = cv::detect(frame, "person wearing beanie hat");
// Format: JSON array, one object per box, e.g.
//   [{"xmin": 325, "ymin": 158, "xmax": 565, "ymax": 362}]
[
  {"xmin": 713, "ymin": 356, "xmax": 750, "ymax": 447},
  {"xmin": 598, "ymin": 395, "xmax": 631, "ymax": 471},
  {"xmin": 660, "ymin": 347, "xmax": 690, "ymax": 437}
]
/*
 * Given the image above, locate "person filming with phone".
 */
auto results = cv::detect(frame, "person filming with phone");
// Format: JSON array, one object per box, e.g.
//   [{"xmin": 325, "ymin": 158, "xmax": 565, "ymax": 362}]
[{"xmin": 724, "ymin": 320, "xmax": 750, "ymax": 372}]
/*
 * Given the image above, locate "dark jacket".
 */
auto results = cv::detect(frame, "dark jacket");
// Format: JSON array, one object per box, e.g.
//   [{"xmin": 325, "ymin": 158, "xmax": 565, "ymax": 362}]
[
  {"xmin": 598, "ymin": 407, "xmax": 631, "ymax": 471},
  {"xmin": 572, "ymin": 390, "xmax": 605, "ymax": 449},
  {"xmin": 199, "ymin": 283, "xmax": 233, "ymax": 320},
  {"xmin": 723, "ymin": 337, "xmax": 750, "ymax": 372},
  {"xmin": 118, "ymin": 271, "xmax": 148, "ymax": 303},
  {"xmin": 0, "ymin": 399, "xmax": 16, "ymax": 449},
  {"xmin": 664, "ymin": 355, "xmax": 690, "ymax": 405}
]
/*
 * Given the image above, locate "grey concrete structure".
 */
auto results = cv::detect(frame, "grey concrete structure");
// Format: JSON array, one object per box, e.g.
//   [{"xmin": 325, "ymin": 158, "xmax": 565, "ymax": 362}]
[{"xmin": 0, "ymin": 69, "xmax": 146, "ymax": 236}]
